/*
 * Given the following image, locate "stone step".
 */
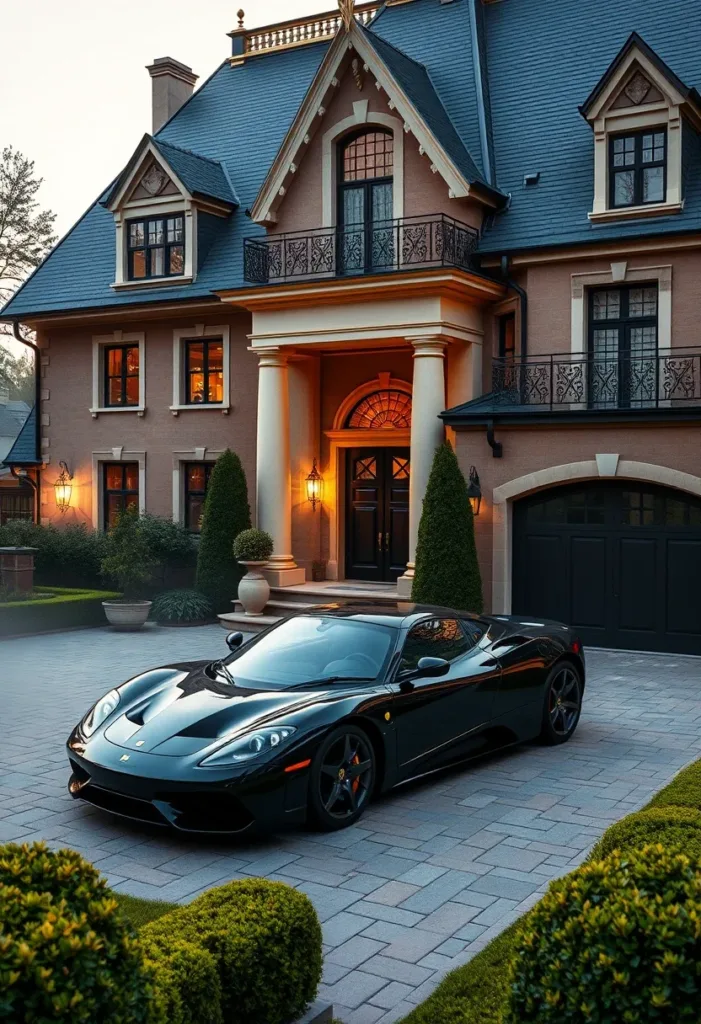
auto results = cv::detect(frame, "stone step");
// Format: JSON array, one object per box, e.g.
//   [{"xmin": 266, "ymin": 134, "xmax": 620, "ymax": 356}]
[
  {"xmin": 233, "ymin": 599, "xmax": 319, "ymax": 614},
  {"xmin": 218, "ymin": 611, "xmax": 282, "ymax": 634},
  {"xmin": 269, "ymin": 583, "xmax": 401, "ymax": 605}
]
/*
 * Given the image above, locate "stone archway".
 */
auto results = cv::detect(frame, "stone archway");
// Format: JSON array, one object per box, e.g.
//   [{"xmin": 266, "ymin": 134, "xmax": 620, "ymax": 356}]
[{"xmin": 491, "ymin": 458, "xmax": 701, "ymax": 614}]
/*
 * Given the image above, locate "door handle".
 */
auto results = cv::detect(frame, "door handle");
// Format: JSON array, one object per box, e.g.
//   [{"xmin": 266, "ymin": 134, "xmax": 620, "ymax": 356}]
[
  {"xmin": 377, "ymin": 532, "xmax": 383, "ymax": 551},
  {"xmin": 384, "ymin": 532, "xmax": 390, "ymax": 551}
]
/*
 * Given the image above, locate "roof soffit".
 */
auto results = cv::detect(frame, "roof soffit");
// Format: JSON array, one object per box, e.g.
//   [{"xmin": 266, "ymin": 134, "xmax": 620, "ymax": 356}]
[{"xmin": 249, "ymin": 22, "xmax": 487, "ymax": 225}]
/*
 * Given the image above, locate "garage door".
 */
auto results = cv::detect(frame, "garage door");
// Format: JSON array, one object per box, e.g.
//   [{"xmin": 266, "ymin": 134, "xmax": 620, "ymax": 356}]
[{"xmin": 513, "ymin": 481, "xmax": 701, "ymax": 655}]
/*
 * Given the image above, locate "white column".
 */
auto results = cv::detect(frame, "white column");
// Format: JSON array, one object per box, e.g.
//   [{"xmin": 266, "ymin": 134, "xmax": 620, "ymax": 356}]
[
  {"xmin": 397, "ymin": 337, "xmax": 447, "ymax": 598},
  {"xmin": 256, "ymin": 348, "xmax": 305, "ymax": 587}
]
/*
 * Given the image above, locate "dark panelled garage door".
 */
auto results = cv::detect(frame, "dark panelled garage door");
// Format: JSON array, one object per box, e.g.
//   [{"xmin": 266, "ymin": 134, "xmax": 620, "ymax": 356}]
[{"xmin": 513, "ymin": 482, "xmax": 701, "ymax": 655}]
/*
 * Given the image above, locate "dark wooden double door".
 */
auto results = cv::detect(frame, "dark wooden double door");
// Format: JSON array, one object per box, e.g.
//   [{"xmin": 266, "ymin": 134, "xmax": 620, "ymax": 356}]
[
  {"xmin": 346, "ymin": 448, "xmax": 410, "ymax": 582},
  {"xmin": 513, "ymin": 481, "xmax": 701, "ymax": 655}
]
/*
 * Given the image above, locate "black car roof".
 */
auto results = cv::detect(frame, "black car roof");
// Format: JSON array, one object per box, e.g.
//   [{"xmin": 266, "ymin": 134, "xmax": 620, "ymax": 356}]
[{"xmin": 296, "ymin": 602, "xmax": 486, "ymax": 628}]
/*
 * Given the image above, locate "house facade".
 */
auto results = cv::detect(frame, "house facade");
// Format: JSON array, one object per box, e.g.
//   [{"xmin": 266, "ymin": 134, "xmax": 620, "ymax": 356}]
[{"xmin": 2, "ymin": 0, "xmax": 701, "ymax": 654}]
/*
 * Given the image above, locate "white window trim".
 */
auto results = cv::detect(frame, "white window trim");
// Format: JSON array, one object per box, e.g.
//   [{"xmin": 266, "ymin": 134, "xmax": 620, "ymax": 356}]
[
  {"xmin": 171, "ymin": 324, "xmax": 231, "ymax": 414},
  {"xmin": 91, "ymin": 331, "xmax": 146, "ymax": 417},
  {"xmin": 172, "ymin": 447, "xmax": 224, "ymax": 527},
  {"xmin": 585, "ymin": 48, "xmax": 690, "ymax": 222},
  {"xmin": 322, "ymin": 107, "xmax": 405, "ymax": 227},
  {"xmin": 91, "ymin": 448, "xmax": 146, "ymax": 532}
]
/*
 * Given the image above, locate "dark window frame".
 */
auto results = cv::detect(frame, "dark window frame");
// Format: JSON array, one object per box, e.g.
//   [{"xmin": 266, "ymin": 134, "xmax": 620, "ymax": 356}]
[
  {"xmin": 398, "ymin": 617, "xmax": 474, "ymax": 675},
  {"xmin": 498, "ymin": 312, "xmax": 516, "ymax": 362},
  {"xmin": 337, "ymin": 129, "xmax": 394, "ymax": 273},
  {"xmin": 0, "ymin": 489, "xmax": 34, "ymax": 526},
  {"xmin": 184, "ymin": 462, "xmax": 214, "ymax": 532},
  {"xmin": 184, "ymin": 338, "xmax": 225, "ymax": 406},
  {"xmin": 587, "ymin": 283, "xmax": 659, "ymax": 409},
  {"xmin": 126, "ymin": 214, "xmax": 185, "ymax": 281},
  {"xmin": 103, "ymin": 344, "xmax": 140, "ymax": 408},
  {"xmin": 608, "ymin": 128, "xmax": 667, "ymax": 209},
  {"xmin": 103, "ymin": 462, "xmax": 139, "ymax": 531}
]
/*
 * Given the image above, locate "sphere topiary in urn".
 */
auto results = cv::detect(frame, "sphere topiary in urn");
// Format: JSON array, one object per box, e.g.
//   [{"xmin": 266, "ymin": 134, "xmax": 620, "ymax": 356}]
[{"xmin": 233, "ymin": 528, "xmax": 274, "ymax": 616}]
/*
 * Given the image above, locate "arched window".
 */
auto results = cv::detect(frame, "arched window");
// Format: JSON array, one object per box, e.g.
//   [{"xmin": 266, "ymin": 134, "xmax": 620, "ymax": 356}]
[
  {"xmin": 347, "ymin": 389, "xmax": 412, "ymax": 430},
  {"xmin": 338, "ymin": 129, "xmax": 394, "ymax": 273}
]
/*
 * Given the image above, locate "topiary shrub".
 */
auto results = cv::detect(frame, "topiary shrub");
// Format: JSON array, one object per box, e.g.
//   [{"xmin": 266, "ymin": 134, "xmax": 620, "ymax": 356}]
[
  {"xmin": 196, "ymin": 450, "xmax": 251, "ymax": 611},
  {"xmin": 647, "ymin": 761, "xmax": 701, "ymax": 812},
  {"xmin": 590, "ymin": 805, "xmax": 701, "ymax": 863},
  {"xmin": 151, "ymin": 589, "xmax": 213, "ymax": 624},
  {"xmin": 233, "ymin": 527, "xmax": 274, "ymax": 562},
  {"xmin": 508, "ymin": 844, "xmax": 701, "ymax": 1023},
  {"xmin": 0, "ymin": 842, "xmax": 153, "ymax": 1023},
  {"xmin": 140, "ymin": 935, "xmax": 222, "ymax": 1024},
  {"xmin": 140, "ymin": 878, "xmax": 322, "ymax": 1024},
  {"xmin": 412, "ymin": 442, "xmax": 483, "ymax": 612}
]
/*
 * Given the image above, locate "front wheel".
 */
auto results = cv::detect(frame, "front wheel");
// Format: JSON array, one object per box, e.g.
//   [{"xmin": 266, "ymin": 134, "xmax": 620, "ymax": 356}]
[
  {"xmin": 539, "ymin": 662, "xmax": 582, "ymax": 745},
  {"xmin": 308, "ymin": 725, "xmax": 376, "ymax": 831}
]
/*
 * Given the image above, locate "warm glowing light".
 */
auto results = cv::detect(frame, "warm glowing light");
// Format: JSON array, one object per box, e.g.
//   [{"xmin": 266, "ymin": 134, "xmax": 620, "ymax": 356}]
[
  {"xmin": 54, "ymin": 461, "xmax": 73, "ymax": 514},
  {"xmin": 467, "ymin": 466, "xmax": 482, "ymax": 517},
  {"xmin": 306, "ymin": 459, "xmax": 322, "ymax": 511}
]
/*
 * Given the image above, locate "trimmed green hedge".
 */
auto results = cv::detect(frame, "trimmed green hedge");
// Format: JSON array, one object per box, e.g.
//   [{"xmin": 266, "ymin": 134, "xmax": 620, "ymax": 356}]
[
  {"xmin": 141, "ymin": 878, "xmax": 322, "ymax": 1024},
  {"xmin": 0, "ymin": 587, "xmax": 120, "ymax": 637},
  {"xmin": 647, "ymin": 761, "xmax": 701, "ymax": 812},
  {"xmin": 589, "ymin": 805, "xmax": 701, "ymax": 862}
]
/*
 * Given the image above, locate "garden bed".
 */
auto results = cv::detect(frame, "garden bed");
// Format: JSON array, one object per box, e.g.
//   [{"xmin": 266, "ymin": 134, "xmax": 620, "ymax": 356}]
[{"xmin": 0, "ymin": 586, "xmax": 121, "ymax": 637}]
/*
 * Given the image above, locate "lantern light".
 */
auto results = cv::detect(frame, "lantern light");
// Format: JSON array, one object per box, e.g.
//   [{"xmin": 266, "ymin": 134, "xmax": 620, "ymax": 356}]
[
  {"xmin": 306, "ymin": 459, "xmax": 322, "ymax": 511},
  {"xmin": 467, "ymin": 465, "xmax": 482, "ymax": 517},
  {"xmin": 54, "ymin": 460, "xmax": 73, "ymax": 514}
]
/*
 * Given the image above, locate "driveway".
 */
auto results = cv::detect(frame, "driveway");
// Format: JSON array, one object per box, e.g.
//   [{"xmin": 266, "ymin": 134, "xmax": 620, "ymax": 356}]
[{"xmin": 2, "ymin": 625, "xmax": 701, "ymax": 1024}]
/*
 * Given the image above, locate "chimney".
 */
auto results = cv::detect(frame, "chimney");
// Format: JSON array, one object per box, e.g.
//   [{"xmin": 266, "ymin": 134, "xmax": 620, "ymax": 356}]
[{"xmin": 146, "ymin": 57, "xmax": 199, "ymax": 133}]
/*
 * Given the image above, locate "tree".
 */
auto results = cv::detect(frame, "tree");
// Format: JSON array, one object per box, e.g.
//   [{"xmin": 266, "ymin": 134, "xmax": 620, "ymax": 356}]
[
  {"xmin": 196, "ymin": 449, "xmax": 252, "ymax": 610},
  {"xmin": 411, "ymin": 442, "xmax": 483, "ymax": 613},
  {"xmin": 0, "ymin": 146, "xmax": 57, "ymax": 399}
]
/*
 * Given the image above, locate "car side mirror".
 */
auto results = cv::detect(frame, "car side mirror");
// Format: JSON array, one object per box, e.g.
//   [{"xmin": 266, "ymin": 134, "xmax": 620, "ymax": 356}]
[
  {"xmin": 226, "ymin": 631, "xmax": 244, "ymax": 653},
  {"xmin": 416, "ymin": 656, "xmax": 450, "ymax": 678}
]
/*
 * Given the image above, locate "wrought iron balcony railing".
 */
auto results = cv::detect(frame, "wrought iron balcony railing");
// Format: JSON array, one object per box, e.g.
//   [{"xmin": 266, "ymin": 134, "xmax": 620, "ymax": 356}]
[
  {"xmin": 492, "ymin": 349, "xmax": 701, "ymax": 411},
  {"xmin": 243, "ymin": 215, "xmax": 479, "ymax": 285}
]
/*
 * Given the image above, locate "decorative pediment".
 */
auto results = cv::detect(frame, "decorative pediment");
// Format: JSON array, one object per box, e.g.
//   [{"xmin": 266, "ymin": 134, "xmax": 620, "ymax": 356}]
[
  {"xmin": 580, "ymin": 32, "xmax": 701, "ymax": 127},
  {"xmin": 128, "ymin": 161, "xmax": 181, "ymax": 202},
  {"xmin": 249, "ymin": 20, "xmax": 503, "ymax": 225}
]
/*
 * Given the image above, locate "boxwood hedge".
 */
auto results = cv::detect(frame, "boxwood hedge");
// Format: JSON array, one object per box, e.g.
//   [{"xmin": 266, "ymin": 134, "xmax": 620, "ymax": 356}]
[
  {"xmin": 589, "ymin": 805, "xmax": 701, "ymax": 862},
  {"xmin": 0, "ymin": 587, "xmax": 120, "ymax": 637}
]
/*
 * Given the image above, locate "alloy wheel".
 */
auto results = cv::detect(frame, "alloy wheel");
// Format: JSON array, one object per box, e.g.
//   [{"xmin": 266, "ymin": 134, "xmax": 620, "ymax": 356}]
[
  {"xmin": 318, "ymin": 731, "xmax": 374, "ymax": 820},
  {"xmin": 549, "ymin": 667, "xmax": 581, "ymax": 737}
]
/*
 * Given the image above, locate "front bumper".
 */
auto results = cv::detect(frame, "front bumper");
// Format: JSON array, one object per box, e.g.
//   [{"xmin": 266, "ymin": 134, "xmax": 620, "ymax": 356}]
[{"xmin": 67, "ymin": 739, "xmax": 310, "ymax": 835}]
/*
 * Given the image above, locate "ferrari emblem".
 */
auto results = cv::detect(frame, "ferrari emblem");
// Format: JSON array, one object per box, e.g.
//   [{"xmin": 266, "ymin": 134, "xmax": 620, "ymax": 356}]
[
  {"xmin": 338, "ymin": 767, "xmax": 346, "ymax": 780},
  {"xmin": 338, "ymin": 0, "xmax": 355, "ymax": 31},
  {"xmin": 384, "ymin": 712, "xmax": 391, "ymax": 722},
  {"xmin": 120, "ymin": 754, "xmax": 130, "ymax": 762}
]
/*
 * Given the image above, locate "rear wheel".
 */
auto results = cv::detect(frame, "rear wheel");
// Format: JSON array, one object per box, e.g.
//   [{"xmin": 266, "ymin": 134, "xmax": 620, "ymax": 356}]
[
  {"xmin": 539, "ymin": 662, "xmax": 582, "ymax": 745},
  {"xmin": 308, "ymin": 725, "xmax": 376, "ymax": 831}
]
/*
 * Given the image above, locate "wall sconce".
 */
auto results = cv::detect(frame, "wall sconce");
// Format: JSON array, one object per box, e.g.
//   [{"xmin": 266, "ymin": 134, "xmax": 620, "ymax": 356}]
[
  {"xmin": 306, "ymin": 459, "xmax": 322, "ymax": 511},
  {"xmin": 467, "ymin": 466, "xmax": 482, "ymax": 517},
  {"xmin": 54, "ymin": 460, "xmax": 73, "ymax": 514}
]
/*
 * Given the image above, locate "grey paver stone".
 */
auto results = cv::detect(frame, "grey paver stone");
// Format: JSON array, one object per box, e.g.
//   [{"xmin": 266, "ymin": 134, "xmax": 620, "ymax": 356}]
[
  {"xmin": 326, "ymin": 936, "xmax": 387, "ymax": 969},
  {"xmin": 363, "ymin": 881, "xmax": 420, "ymax": 906},
  {"xmin": 369, "ymin": 981, "xmax": 415, "ymax": 1009}
]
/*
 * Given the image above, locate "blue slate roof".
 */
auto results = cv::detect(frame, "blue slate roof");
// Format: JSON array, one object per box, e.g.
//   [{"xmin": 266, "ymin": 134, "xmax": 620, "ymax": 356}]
[
  {"xmin": 3, "ymin": 0, "xmax": 701, "ymax": 318},
  {"xmin": 3, "ymin": 406, "xmax": 39, "ymax": 466}
]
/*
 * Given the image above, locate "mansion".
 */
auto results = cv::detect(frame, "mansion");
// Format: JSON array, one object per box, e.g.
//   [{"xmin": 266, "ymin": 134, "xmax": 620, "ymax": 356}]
[{"xmin": 3, "ymin": 0, "xmax": 701, "ymax": 654}]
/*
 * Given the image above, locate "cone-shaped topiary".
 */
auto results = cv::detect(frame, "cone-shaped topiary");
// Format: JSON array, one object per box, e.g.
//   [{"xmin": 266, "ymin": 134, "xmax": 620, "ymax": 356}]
[
  {"xmin": 411, "ymin": 442, "xmax": 483, "ymax": 612},
  {"xmin": 195, "ymin": 450, "xmax": 251, "ymax": 611}
]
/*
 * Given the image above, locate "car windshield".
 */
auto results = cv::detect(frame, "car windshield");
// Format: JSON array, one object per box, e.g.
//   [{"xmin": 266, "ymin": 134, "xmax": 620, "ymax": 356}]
[{"xmin": 222, "ymin": 616, "xmax": 397, "ymax": 690}]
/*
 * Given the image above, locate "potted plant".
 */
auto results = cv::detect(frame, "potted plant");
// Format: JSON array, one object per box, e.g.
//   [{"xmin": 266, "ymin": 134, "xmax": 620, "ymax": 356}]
[
  {"xmin": 100, "ymin": 507, "xmax": 155, "ymax": 630},
  {"xmin": 233, "ymin": 528, "xmax": 274, "ymax": 616}
]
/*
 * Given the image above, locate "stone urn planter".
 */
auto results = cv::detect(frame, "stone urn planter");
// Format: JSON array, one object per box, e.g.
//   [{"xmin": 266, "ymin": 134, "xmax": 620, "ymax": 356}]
[
  {"xmin": 237, "ymin": 562, "xmax": 271, "ymax": 617},
  {"xmin": 233, "ymin": 528, "xmax": 275, "ymax": 618},
  {"xmin": 102, "ymin": 600, "xmax": 153, "ymax": 631}
]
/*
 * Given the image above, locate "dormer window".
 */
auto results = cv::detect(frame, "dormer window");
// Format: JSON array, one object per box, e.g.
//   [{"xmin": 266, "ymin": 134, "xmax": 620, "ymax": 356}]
[
  {"xmin": 610, "ymin": 129, "xmax": 666, "ymax": 208},
  {"xmin": 127, "ymin": 216, "xmax": 185, "ymax": 280}
]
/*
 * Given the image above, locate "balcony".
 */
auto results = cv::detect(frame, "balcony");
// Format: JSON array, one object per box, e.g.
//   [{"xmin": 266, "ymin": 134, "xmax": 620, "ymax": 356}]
[
  {"xmin": 243, "ymin": 215, "xmax": 479, "ymax": 286},
  {"xmin": 492, "ymin": 349, "xmax": 701, "ymax": 412}
]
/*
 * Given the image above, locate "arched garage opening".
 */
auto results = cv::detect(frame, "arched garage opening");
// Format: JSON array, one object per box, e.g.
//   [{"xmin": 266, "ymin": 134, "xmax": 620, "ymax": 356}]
[{"xmin": 512, "ymin": 480, "xmax": 701, "ymax": 655}]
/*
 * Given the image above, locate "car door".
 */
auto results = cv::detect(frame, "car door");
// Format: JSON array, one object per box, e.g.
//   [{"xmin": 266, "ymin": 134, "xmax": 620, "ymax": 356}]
[{"xmin": 389, "ymin": 618, "xmax": 501, "ymax": 774}]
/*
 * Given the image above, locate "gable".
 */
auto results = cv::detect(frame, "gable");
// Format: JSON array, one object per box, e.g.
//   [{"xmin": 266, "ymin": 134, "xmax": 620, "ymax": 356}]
[{"xmin": 127, "ymin": 161, "xmax": 181, "ymax": 202}]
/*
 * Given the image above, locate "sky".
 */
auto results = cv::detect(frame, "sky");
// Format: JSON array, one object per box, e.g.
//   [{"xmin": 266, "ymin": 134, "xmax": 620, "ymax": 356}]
[{"xmin": 0, "ymin": 0, "xmax": 335, "ymax": 354}]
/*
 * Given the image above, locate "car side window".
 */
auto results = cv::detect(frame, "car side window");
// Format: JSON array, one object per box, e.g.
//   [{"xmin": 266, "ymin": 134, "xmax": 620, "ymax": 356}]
[
  {"xmin": 461, "ymin": 618, "xmax": 487, "ymax": 645},
  {"xmin": 399, "ymin": 619, "xmax": 473, "ymax": 674}
]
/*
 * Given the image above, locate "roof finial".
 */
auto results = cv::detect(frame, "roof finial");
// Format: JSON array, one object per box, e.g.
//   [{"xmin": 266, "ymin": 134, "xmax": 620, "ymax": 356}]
[
  {"xmin": 338, "ymin": 0, "xmax": 355, "ymax": 32},
  {"xmin": 237, "ymin": 9, "xmax": 245, "ymax": 29}
]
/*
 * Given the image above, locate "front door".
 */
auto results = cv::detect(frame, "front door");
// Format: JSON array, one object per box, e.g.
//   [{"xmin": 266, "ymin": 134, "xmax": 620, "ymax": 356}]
[{"xmin": 346, "ymin": 448, "xmax": 410, "ymax": 582}]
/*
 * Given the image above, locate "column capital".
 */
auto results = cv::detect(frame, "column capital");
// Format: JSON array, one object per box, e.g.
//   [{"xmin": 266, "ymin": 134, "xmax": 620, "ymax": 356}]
[
  {"xmin": 411, "ymin": 337, "xmax": 447, "ymax": 358},
  {"xmin": 253, "ymin": 346, "xmax": 288, "ymax": 368}
]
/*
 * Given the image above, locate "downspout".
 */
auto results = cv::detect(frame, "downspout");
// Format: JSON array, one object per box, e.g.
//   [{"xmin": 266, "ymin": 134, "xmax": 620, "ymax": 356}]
[
  {"xmin": 12, "ymin": 321, "xmax": 42, "ymax": 521},
  {"xmin": 468, "ymin": 0, "xmax": 493, "ymax": 185},
  {"xmin": 500, "ymin": 255, "xmax": 528, "ymax": 361}
]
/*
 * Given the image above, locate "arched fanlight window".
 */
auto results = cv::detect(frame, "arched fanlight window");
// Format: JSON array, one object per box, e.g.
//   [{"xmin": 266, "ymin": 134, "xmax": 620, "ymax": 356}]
[
  {"xmin": 347, "ymin": 390, "xmax": 412, "ymax": 430},
  {"xmin": 341, "ymin": 130, "xmax": 394, "ymax": 183}
]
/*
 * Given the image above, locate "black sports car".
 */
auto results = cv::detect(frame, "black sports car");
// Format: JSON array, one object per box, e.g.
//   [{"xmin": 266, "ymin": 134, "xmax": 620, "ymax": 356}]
[{"xmin": 67, "ymin": 603, "xmax": 585, "ymax": 834}]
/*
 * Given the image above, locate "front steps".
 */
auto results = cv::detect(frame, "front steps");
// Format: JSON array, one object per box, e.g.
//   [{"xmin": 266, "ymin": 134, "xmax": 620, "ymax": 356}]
[{"xmin": 217, "ymin": 581, "xmax": 401, "ymax": 633}]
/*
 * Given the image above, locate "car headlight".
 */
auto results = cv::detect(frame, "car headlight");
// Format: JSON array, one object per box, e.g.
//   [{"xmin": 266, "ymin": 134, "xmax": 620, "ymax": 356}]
[
  {"xmin": 81, "ymin": 689, "xmax": 121, "ymax": 738},
  {"xmin": 198, "ymin": 726, "xmax": 296, "ymax": 768}
]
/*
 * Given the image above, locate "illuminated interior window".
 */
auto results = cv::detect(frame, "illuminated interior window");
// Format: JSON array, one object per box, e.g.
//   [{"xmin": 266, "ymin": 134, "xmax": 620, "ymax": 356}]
[{"xmin": 347, "ymin": 390, "xmax": 412, "ymax": 429}]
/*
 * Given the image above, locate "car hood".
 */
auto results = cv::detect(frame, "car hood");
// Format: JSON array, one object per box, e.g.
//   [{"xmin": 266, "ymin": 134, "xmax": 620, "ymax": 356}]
[{"xmin": 103, "ymin": 663, "xmax": 335, "ymax": 757}]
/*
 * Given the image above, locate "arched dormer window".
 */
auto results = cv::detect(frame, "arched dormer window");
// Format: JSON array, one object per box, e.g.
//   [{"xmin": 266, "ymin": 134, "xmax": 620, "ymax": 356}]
[{"xmin": 338, "ymin": 129, "xmax": 394, "ymax": 273}]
